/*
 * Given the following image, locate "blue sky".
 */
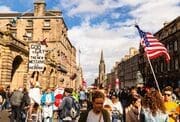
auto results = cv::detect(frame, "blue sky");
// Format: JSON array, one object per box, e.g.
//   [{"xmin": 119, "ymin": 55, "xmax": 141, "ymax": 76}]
[{"xmin": 0, "ymin": 0, "xmax": 180, "ymax": 85}]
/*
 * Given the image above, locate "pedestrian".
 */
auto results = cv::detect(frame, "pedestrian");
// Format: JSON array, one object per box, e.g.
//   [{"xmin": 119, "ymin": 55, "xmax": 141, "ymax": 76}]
[
  {"xmin": 162, "ymin": 86, "xmax": 179, "ymax": 122},
  {"xmin": 58, "ymin": 87, "xmax": 80, "ymax": 122},
  {"xmin": 0, "ymin": 85, "xmax": 6, "ymax": 111},
  {"xmin": 79, "ymin": 88, "xmax": 87, "ymax": 107},
  {"xmin": 41, "ymin": 87, "xmax": 55, "ymax": 122},
  {"xmin": 111, "ymin": 92, "xmax": 123, "ymax": 122},
  {"xmin": 28, "ymin": 81, "xmax": 41, "ymax": 120},
  {"xmin": 53, "ymin": 80, "xmax": 64, "ymax": 119},
  {"xmin": 79, "ymin": 90, "xmax": 111, "ymax": 122},
  {"xmin": 10, "ymin": 87, "xmax": 24, "ymax": 122},
  {"xmin": 125, "ymin": 94, "xmax": 142, "ymax": 122},
  {"xmin": 141, "ymin": 88, "xmax": 168, "ymax": 122},
  {"xmin": 21, "ymin": 87, "xmax": 31, "ymax": 122}
]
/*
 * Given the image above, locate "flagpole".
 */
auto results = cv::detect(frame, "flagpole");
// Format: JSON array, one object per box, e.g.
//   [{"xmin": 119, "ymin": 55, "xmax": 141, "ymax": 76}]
[{"xmin": 146, "ymin": 55, "xmax": 161, "ymax": 94}]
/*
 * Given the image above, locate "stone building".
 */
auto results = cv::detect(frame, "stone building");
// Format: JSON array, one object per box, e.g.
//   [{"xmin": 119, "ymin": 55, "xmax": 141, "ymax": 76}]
[
  {"xmin": 0, "ymin": 0, "xmax": 78, "ymax": 90},
  {"xmin": 0, "ymin": 31, "xmax": 28, "ymax": 89},
  {"xmin": 120, "ymin": 53, "xmax": 139, "ymax": 87},
  {"xmin": 109, "ymin": 47, "xmax": 139, "ymax": 88},
  {"xmin": 106, "ymin": 62, "xmax": 119, "ymax": 89}
]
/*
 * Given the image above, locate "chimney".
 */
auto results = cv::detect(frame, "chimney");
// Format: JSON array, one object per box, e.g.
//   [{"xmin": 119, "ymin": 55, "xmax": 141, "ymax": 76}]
[{"xmin": 34, "ymin": 0, "xmax": 46, "ymax": 16}]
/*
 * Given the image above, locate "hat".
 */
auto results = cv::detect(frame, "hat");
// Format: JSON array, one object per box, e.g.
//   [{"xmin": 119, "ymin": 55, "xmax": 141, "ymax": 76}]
[{"xmin": 64, "ymin": 88, "xmax": 73, "ymax": 93}]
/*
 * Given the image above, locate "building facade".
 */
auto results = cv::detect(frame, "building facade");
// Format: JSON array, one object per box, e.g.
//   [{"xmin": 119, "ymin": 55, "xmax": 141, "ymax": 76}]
[
  {"xmin": 139, "ymin": 16, "xmax": 180, "ymax": 89},
  {"xmin": 107, "ymin": 47, "xmax": 139, "ymax": 88},
  {"xmin": 0, "ymin": 0, "xmax": 78, "ymax": 90}
]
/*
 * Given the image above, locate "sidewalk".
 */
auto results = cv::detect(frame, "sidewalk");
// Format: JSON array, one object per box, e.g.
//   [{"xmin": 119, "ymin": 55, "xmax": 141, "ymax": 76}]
[{"xmin": 0, "ymin": 110, "xmax": 10, "ymax": 122}]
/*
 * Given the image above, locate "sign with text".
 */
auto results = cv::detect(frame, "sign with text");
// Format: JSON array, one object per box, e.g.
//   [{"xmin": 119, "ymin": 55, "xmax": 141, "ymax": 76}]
[{"xmin": 29, "ymin": 43, "xmax": 46, "ymax": 71}]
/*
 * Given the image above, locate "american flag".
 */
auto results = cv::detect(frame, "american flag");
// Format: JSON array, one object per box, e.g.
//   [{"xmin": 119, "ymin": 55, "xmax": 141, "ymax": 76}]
[{"xmin": 135, "ymin": 25, "xmax": 170, "ymax": 62}]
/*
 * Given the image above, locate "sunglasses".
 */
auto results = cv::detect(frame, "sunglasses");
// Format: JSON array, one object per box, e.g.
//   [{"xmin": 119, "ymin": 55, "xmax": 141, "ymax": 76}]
[{"xmin": 164, "ymin": 93, "xmax": 171, "ymax": 96}]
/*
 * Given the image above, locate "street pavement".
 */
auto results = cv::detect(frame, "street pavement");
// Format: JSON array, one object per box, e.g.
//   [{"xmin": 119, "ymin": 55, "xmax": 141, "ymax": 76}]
[{"xmin": 0, "ymin": 110, "xmax": 10, "ymax": 122}]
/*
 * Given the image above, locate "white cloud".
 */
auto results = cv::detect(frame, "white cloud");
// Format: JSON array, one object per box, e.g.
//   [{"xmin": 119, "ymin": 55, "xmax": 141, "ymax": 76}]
[
  {"xmin": 68, "ymin": 21, "xmax": 139, "ymax": 84},
  {"xmin": 130, "ymin": 0, "xmax": 180, "ymax": 32},
  {"xmin": 111, "ymin": 13, "xmax": 121, "ymax": 19},
  {"xmin": 60, "ymin": 0, "xmax": 124, "ymax": 18},
  {"xmin": 0, "ymin": 6, "xmax": 14, "ymax": 13}
]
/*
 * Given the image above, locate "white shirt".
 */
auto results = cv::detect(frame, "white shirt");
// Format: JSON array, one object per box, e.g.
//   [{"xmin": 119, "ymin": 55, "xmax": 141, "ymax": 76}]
[
  {"xmin": 112, "ymin": 101, "xmax": 123, "ymax": 114},
  {"xmin": 104, "ymin": 97, "xmax": 114, "ymax": 108},
  {"xmin": 46, "ymin": 93, "xmax": 52, "ymax": 103},
  {"xmin": 87, "ymin": 110, "xmax": 104, "ymax": 122}
]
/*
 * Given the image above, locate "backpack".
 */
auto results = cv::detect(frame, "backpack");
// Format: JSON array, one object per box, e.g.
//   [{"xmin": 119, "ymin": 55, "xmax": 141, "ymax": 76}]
[
  {"xmin": 10, "ymin": 91, "xmax": 23, "ymax": 106},
  {"xmin": 70, "ymin": 96, "xmax": 81, "ymax": 119},
  {"xmin": 58, "ymin": 96, "xmax": 81, "ymax": 119}
]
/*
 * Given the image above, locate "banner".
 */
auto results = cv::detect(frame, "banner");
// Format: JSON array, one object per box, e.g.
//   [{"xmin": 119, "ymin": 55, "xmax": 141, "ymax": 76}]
[{"xmin": 29, "ymin": 43, "xmax": 46, "ymax": 71}]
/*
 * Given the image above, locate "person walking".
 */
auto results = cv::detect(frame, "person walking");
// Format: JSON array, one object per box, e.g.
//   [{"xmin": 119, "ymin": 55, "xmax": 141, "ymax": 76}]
[
  {"xmin": 141, "ymin": 88, "xmax": 168, "ymax": 122},
  {"xmin": 41, "ymin": 87, "xmax": 55, "ymax": 122},
  {"xmin": 111, "ymin": 92, "xmax": 123, "ymax": 122},
  {"xmin": 58, "ymin": 88, "xmax": 80, "ymax": 122},
  {"xmin": 162, "ymin": 86, "xmax": 179, "ymax": 122},
  {"xmin": 21, "ymin": 87, "xmax": 31, "ymax": 122},
  {"xmin": 10, "ymin": 87, "xmax": 24, "ymax": 122},
  {"xmin": 79, "ymin": 90, "xmax": 111, "ymax": 122},
  {"xmin": 0, "ymin": 85, "xmax": 7, "ymax": 111},
  {"xmin": 125, "ymin": 94, "xmax": 142, "ymax": 122}
]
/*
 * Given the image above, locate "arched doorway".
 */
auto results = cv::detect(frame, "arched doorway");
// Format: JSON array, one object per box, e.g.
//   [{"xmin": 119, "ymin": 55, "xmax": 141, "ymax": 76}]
[{"xmin": 11, "ymin": 55, "xmax": 24, "ymax": 90}]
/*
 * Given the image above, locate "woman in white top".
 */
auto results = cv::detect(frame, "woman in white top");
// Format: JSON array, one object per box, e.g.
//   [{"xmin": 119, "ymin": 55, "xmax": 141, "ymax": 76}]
[{"xmin": 111, "ymin": 92, "xmax": 123, "ymax": 122}]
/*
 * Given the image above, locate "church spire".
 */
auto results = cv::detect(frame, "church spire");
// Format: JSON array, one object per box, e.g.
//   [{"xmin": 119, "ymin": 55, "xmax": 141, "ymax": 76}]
[
  {"xmin": 98, "ymin": 50, "xmax": 105, "ymax": 87},
  {"xmin": 100, "ymin": 50, "xmax": 104, "ymax": 63}
]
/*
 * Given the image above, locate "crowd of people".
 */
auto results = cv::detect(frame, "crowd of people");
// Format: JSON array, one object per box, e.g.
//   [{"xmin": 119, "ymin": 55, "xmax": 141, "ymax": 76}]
[{"xmin": 0, "ymin": 79, "xmax": 179, "ymax": 122}]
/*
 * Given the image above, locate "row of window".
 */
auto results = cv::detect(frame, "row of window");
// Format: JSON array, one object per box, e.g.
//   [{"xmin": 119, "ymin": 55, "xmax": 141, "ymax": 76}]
[
  {"xmin": 10, "ymin": 19, "xmax": 50, "ymax": 40},
  {"xmin": 25, "ymin": 19, "xmax": 50, "ymax": 27},
  {"xmin": 151, "ymin": 57, "xmax": 179, "ymax": 74},
  {"xmin": 166, "ymin": 40, "xmax": 178, "ymax": 52}
]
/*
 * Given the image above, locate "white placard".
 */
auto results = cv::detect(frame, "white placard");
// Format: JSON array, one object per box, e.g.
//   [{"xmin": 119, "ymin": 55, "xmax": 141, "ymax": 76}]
[{"xmin": 29, "ymin": 43, "xmax": 46, "ymax": 71}]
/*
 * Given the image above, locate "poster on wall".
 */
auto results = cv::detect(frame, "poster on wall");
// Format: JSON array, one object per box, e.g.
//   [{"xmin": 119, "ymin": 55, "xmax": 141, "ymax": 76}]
[{"xmin": 29, "ymin": 43, "xmax": 46, "ymax": 71}]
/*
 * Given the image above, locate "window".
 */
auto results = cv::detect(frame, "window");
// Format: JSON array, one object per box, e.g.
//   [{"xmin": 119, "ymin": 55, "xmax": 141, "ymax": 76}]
[
  {"xmin": 172, "ymin": 26, "xmax": 177, "ymax": 33},
  {"xmin": 175, "ymin": 58, "xmax": 179, "ymax": 70},
  {"xmin": 44, "ymin": 20, "xmax": 50, "ymax": 27},
  {"xmin": 174, "ymin": 40, "xmax": 178, "ymax": 51},
  {"xmin": 169, "ymin": 43, "xmax": 173, "ymax": 52},
  {"xmin": 11, "ymin": 32, "xmax": 17, "ymax": 37},
  {"xmin": 166, "ymin": 44, "xmax": 169, "ymax": 51},
  {"xmin": 57, "ymin": 50, "xmax": 60, "ymax": 56},
  {"xmin": 0, "ymin": 33, "xmax": 3, "ymax": 38},
  {"xmin": 27, "ymin": 20, "xmax": 33, "ymax": 27},
  {"xmin": 167, "ymin": 63, "xmax": 170, "ymax": 71},
  {"xmin": 26, "ymin": 31, "xmax": 33, "ymax": 40},
  {"xmin": 154, "ymin": 64, "xmax": 157, "ymax": 73},
  {"xmin": 161, "ymin": 62, "xmax": 163, "ymax": 72},
  {"xmin": 171, "ymin": 60, "xmax": 175, "ymax": 70}
]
